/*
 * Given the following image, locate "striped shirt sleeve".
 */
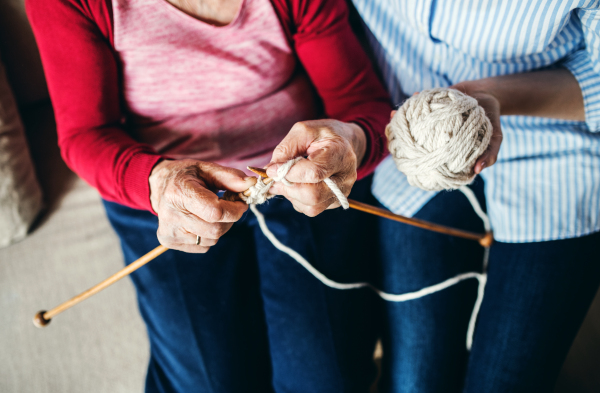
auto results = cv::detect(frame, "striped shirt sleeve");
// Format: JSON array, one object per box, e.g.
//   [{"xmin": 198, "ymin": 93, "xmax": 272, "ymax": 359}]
[{"xmin": 562, "ymin": 6, "xmax": 600, "ymax": 132}]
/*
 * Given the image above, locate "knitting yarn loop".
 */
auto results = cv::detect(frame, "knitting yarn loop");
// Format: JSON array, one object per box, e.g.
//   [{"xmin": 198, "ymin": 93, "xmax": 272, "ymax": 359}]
[
  {"xmin": 386, "ymin": 88, "xmax": 492, "ymax": 191},
  {"xmin": 240, "ymin": 157, "xmax": 349, "ymax": 209}
]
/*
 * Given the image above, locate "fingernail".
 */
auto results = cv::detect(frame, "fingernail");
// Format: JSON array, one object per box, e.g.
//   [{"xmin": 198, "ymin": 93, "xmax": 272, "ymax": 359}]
[{"xmin": 479, "ymin": 161, "xmax": 487, "ymax": 172}]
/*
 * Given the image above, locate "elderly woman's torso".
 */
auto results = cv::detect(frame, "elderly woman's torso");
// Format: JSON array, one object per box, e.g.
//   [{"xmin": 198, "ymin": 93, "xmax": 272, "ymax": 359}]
[{"xmin": 113, "ymin": 0, "xmax": 320, "ymax": 171}]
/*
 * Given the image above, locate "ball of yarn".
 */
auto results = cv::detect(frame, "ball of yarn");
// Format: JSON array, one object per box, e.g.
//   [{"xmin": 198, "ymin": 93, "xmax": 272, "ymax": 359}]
[{"xmin": 386, "ymin": 88, "xmax": 492, "ymax": 191}]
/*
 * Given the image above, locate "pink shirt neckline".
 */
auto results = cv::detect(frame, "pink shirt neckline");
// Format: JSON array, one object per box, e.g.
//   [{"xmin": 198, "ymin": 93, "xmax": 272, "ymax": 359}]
[
  {"xmin": 154, "ymin": 0, "xmax": 247, "ymax": 30},
  {"xmin": 113, "ymin": 0, "xmax": 319, "ymax": 173}
]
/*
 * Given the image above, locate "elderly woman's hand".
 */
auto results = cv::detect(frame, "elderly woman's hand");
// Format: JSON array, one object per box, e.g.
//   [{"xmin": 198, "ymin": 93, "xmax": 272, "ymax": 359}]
[
  {"xmin": 149, "ymin": 159, "xmax": 255, "ymax": 253},
  {"xmin": 265, "ymin": 120, "xmax": 366, "ymax": 217}
]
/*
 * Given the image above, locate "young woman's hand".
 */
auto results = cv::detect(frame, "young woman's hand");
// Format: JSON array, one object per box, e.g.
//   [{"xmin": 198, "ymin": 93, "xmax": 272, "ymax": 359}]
[
  {"xmin": 265, "ymin": 120, "xmax": 366, "ymax": 217},
  {"xmin": 450, "ymin": 82, "xmax": 503, "ymax": 174},
  {"xmin": 451, "ymin": 68, "xmax": 584, "ymax": 174},
  {"xmin": 149, "ymin": 159, "xmax": 255, "ymax": 253}
]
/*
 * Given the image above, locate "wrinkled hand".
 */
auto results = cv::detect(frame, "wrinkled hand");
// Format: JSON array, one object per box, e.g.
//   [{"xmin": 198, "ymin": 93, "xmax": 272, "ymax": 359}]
[
  {"xmin": 265, "ymin": 120, "xmax": 366, "ymax": 217},
  {"xmin": 451, "ymin": 82, "xmax": 503, "ymax": 174},
  {"xmin": 149, "ymin": 159, "xmax": 255, "ymax": 253}
]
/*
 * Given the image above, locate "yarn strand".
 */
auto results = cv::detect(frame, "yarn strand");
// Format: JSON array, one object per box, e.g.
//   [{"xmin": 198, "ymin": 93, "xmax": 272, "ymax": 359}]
[{"xmin": 244, "ymin": 158, "xmax": 490, "ymax": 350}]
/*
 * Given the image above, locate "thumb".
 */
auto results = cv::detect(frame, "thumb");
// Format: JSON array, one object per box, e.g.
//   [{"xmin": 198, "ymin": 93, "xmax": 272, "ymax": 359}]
[
  {"xmin": 266, "ymin": 131, "xmax": 311, "ymax": 178},
  {"xmin": 200, "ymin": 162, "xmax": 256, "ymax": 192}
]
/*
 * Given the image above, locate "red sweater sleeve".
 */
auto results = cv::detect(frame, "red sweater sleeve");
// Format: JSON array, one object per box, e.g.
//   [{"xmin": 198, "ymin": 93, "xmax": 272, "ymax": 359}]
[
  {"xmin": 26, "ymin": 0, "xmax": 162, "ymax": 212},
  {"xmin": 273, "ymin": 0, "xmax": 392, "ymax": 179}
]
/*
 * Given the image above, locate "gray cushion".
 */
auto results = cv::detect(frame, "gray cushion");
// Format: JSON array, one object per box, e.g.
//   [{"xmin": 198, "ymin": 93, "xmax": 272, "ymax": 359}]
[{"xmin": 0, "ymin": 54, "xmax": 42, "ymax": 248}]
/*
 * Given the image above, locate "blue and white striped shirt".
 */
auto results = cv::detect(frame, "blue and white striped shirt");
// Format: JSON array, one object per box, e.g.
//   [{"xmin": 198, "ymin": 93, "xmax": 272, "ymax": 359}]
[{"xmin": 352, "ymin": 0, "xmax": 600, "ymax": 243}]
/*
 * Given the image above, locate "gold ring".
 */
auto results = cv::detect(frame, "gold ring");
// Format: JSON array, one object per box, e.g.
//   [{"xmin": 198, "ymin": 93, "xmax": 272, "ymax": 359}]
[{"xmin": 196, "ymin": 235, "xmax": 200, "ymax": 245}]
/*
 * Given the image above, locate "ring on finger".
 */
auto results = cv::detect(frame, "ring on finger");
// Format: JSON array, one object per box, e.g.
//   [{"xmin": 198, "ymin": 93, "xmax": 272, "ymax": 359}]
[{"xmin": 196, "ymin": 235, "xmax": 200, "ymax": 245}]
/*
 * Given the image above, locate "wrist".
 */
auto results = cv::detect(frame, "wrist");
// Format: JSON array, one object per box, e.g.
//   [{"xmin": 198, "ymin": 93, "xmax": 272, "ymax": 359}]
[
  {"xmin": 453, "ymin": 80, "xmax": 503, "ymax": 120},
  {"xmin": 453, "ymin": 78, "xmax": 508, "ymax": 115},
  {"xmin": 344, "ymin": 122, "xmax": 367, "ymax": 168},
  {"xmin": 149, "ymin": 159, "xmax": 172, "ymax": 213}
]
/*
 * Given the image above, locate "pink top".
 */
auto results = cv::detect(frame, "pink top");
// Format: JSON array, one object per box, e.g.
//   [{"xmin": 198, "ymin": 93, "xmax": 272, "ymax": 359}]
[
  {"xmin": 27, "ymin": 0, "xmax": 392, "ymax": 212},
  {"xmin": 113, "ymin": 0, "xmax": 319, "ymax": 171}
]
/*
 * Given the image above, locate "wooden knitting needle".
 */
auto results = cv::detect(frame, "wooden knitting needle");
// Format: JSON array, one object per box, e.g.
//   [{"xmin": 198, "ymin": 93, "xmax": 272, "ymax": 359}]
[
  {"xmin": 33, "ymin": 245, "xmax": 168, "ymax": 328},
  {"xmin": 246, "ymin": 166, "xmax": 493, "ymax": 248},
  {"xmin": 34, "ymin": 167, "xmax": 492, "ymax": 327},
  {"xmin": 34, "ymin": 175, "xmax": 283, "ymax": 327}
]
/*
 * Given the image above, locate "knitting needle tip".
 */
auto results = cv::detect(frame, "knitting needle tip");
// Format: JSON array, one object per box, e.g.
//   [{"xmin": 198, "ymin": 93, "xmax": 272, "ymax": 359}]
[
  {"xmin": 247, "ymin": 166, "xmax": 268, "ymax": 178},
  {"xmin": 33, "ymin": 310, "xmax": 51, "ymax": 328}
]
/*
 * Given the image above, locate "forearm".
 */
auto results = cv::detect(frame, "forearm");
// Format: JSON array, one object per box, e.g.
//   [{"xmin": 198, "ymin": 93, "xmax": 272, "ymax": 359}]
[
  {"xmin": 59, "ymin": 128, "xmax": 162, "ymax": 211},
  {"xmin": 454, "ymin": 68, "xmax": 585, "ymax": 121}
]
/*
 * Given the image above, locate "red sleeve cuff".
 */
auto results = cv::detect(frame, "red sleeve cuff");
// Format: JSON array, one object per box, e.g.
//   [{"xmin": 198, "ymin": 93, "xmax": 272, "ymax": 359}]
[{"xmin": 119, "ymin": 152, "xmax": 163, "ymax": 213}]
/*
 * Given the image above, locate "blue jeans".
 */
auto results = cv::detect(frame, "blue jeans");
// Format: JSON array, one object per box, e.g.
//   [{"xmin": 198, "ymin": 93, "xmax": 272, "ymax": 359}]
[
  {"xmin": 103, "ymin": 178, "xmax": 379, "ymax": 393},
  {"xmin": 376, "ymin": 179, "xmax": 600, "ymax": 393}
]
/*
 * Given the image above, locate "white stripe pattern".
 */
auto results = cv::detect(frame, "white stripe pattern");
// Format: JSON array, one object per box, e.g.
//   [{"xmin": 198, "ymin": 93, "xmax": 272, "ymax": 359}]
[{"xmin": 353, "ymin": 0, "xmax": 600, "ymax": 242}]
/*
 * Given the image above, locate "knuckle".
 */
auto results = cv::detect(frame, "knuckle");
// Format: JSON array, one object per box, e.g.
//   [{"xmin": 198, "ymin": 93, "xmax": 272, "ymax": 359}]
[
  {"xmin": 158, "ymin": 209, "xmax": 175, "ymax": 224},
  {"xmin": 306, "ymin": 188, "xmax": 323, "ymax": 205},
  {"xmin": 292, "ymin": 121, "xmax": 309, "ymax": 132},
  {"xmin": 207, "ymin": 224, "xmax": 227, "ymax": 239},
  {"xmin": 291, "ymin": 203, "xmax": 304, "ymax": 214},
  {"xmin": 305, "ymin": 166, "xmax": 327, "ymax": 183},
  {"xmin": 203, "ymin": 205, "xmax": 224, "ymax": 223},
  {"xmin": 273, "ymin": 143, "xmax": 293, "ymax": 159},
  {"xmin": 305, "ymin": 206, "xmax": 321, "ymax": 217},
  {"xmin": 156, "ymin": 231, "xmax": 173, "ymax": 248},
  {"xmin": 344, "ymin": 149, "xmax": 357, "ymax": 164}
]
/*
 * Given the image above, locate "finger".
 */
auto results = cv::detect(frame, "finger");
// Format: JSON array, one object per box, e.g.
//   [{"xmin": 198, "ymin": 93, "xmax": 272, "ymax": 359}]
[
  {"xmin": 269, "ymin": 181, "xmax": 335, "ymax": 206},
  {"xmin": 181, "ymin": 230, "xmax": 220, "ymax": 248},
  {"xmin": 160, "ymin": 204, "xmax": 236, "ymax": 242},
  {"xmin": 268, "ymin": 123, "xmax": 316, "ymax": 165},
  {"xmin": 390, "ymin": 110, "xmax": 397, "ymax": 120},
  {"xmin": 474, "ymin": 126, "xmax": 503, "ymax": 174},
  {"xmin": 183, "ymin": 185, "xmax": 249, "ymax": 223},
  {"xmin": 156, "ymin": 225, "xmax": 212, "ymax": 254},
  {"xmin": 289, "ymin": 196, "xmax": 338, "ymax": 217},
  {"xmin": 199, "ymin": 237, "xmax": 218, "ymax": 247},
  {"xmin": 199, "ymin": 162, "xmax": 257, "ymax": 193},
  {"xmin": 182, "ymin": 215, "xmax": 235, "ymax": 240},
  {"xmin": 326, "ymin": 200, "xmax": 341, "ymax": 209},
  {"xmin": 168, "ymin": 243, "xmax": 212, "ymax": 254},
  {"xmin": 267, "ymin": 144, "xmax": 352, "ymax": 184}
]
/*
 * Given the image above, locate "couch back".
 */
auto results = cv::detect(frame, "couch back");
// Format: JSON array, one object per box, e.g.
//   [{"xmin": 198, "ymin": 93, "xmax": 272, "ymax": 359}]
[{"xmin": 0, "ymin": 0, "xmax": 48, "ymax": 106}]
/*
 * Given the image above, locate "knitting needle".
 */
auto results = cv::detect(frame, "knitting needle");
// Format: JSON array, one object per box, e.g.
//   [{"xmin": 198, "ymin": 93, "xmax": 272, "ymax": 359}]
[
  {"xmin": 246, "ymin": 166, "xmax": 493, "ymax": 248},
  {"xmin": 34, "ymin": 175, "xmax": 281, "ymax": 328},
  {"xmin": 33, "ymin": 167, "xmax": 492, "ymax": 328},
  {"xmin": 33, "ymin": 244, "xmax": 168, "ymax": 328}
]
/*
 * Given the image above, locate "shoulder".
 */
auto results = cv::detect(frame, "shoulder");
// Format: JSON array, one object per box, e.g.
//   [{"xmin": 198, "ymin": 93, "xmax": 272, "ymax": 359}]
[
  {"xmin": 270, "ymin": 0, "xmax": 349, "ymax": 39},
  {"xmin": 26, "ymin": 0, "xmax": 113, "ymax": 42}
]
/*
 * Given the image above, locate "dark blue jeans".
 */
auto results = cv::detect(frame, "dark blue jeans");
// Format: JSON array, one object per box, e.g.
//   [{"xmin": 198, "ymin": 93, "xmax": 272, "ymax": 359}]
[
  {"xmin": 103, "ymin": 178, "xmax": 379, "ymax": 393},
  {"xmin": 376, "ymin": 179, "xmax": 600, "ymax": 393}
]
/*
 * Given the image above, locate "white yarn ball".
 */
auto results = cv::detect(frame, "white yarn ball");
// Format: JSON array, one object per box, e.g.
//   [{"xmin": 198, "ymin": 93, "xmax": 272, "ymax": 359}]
[{"xmin": 386, "ymin": 88, "xmax": 492, "ymax": 191}]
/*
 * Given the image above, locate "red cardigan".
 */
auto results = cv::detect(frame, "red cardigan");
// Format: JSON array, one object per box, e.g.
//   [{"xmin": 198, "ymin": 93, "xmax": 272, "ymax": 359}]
[{"xmin": 26, "ymin": 0, "xmax": 391, "ymax": 212}]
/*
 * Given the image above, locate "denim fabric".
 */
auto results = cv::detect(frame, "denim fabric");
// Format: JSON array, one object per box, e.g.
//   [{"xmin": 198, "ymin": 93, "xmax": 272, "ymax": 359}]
[
  {"xmin": 102, "ymin": 178, "xmax": 379, "ymax": 393},
  {"xmin": 376, "ymin": 179, "xmax": 600, "ymax": 393}
]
